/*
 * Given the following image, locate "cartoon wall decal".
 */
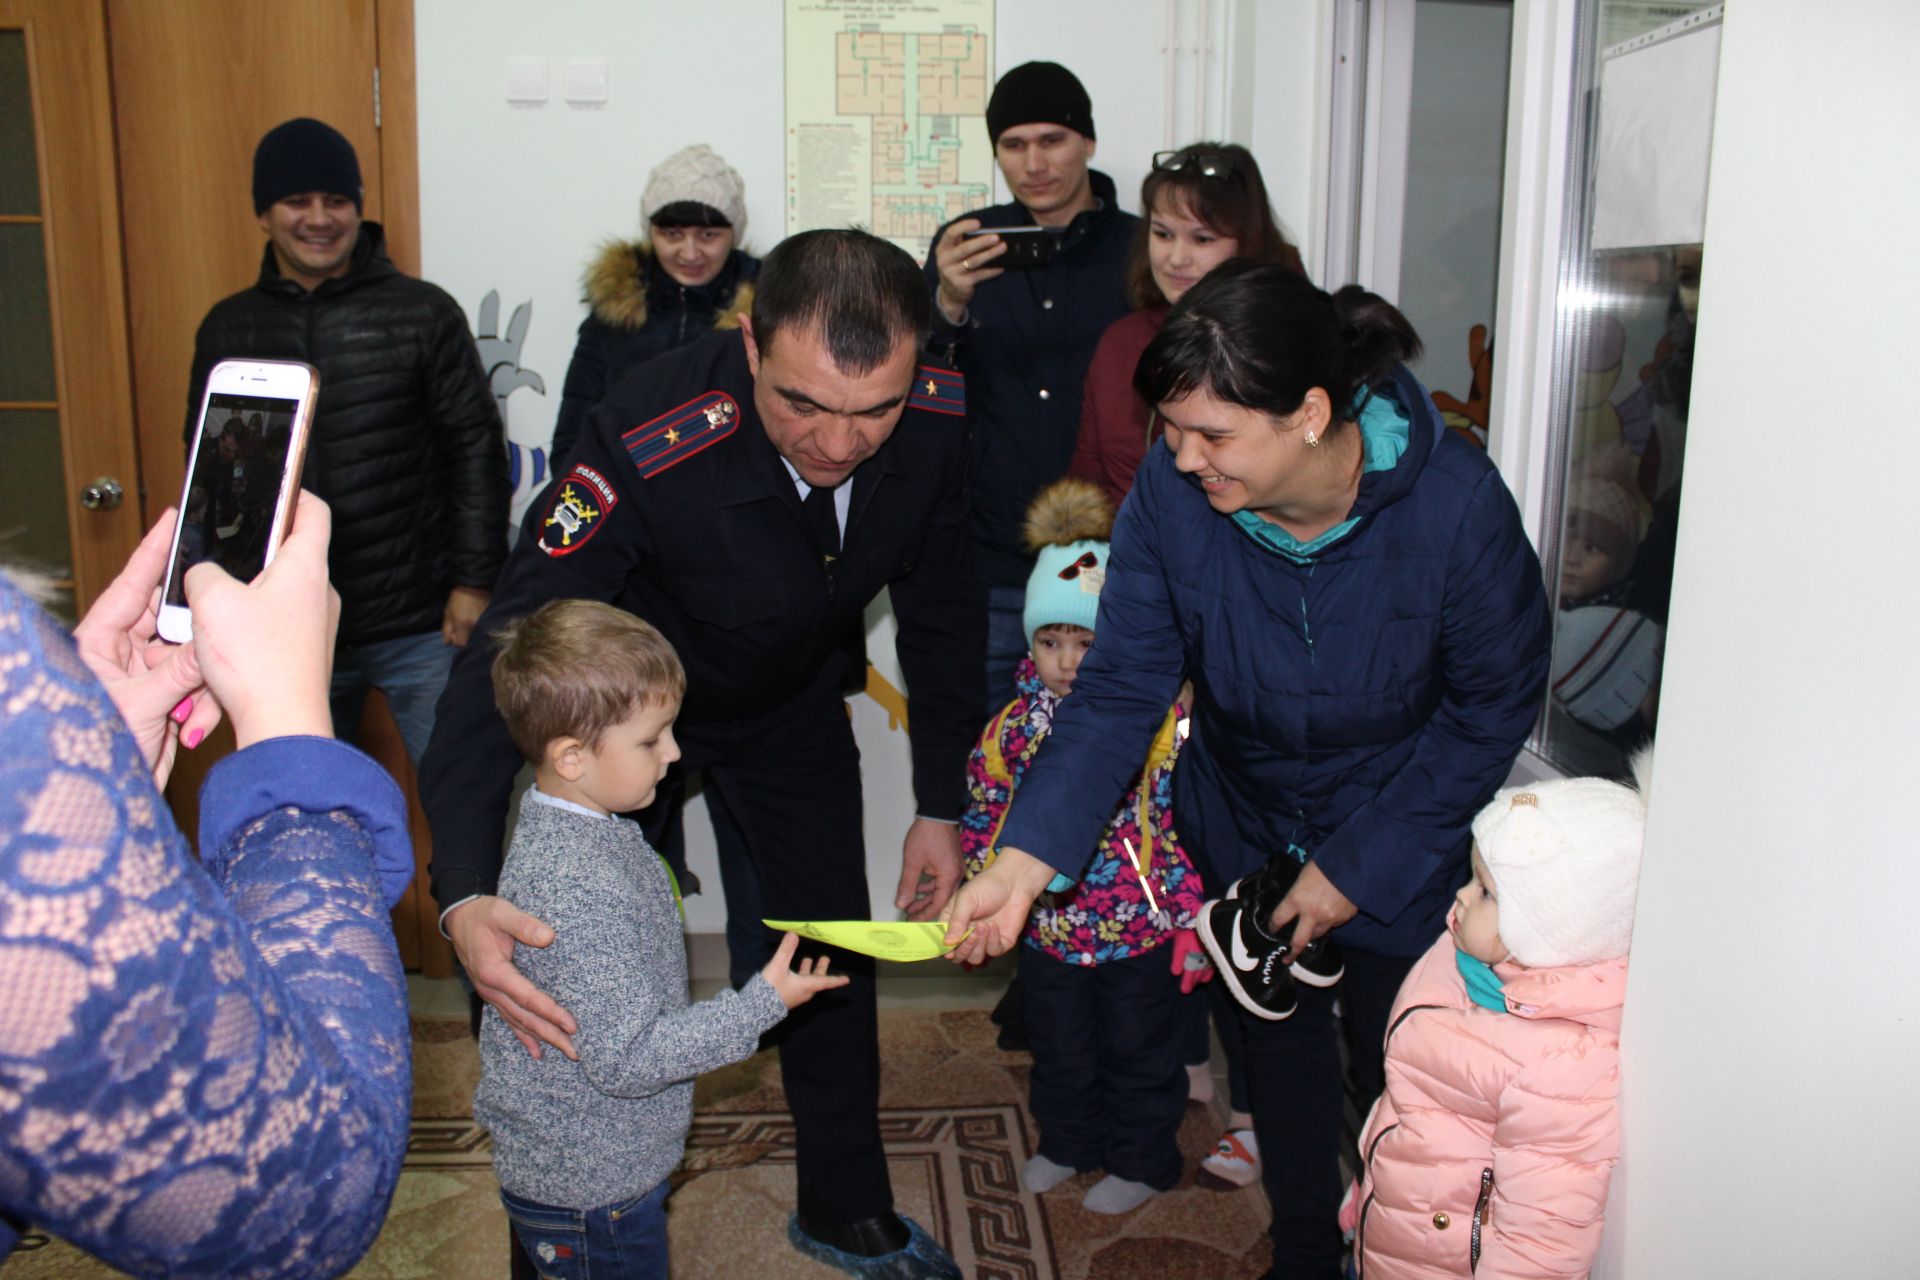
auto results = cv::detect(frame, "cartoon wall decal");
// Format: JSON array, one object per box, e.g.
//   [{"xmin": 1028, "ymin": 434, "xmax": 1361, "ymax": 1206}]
[
  {"xmin": 863, "ymin": 664, "xmax": 909, "ymax": 732},
  {"xmin": 473, "ymin": 289, "xmax": 551, "ymax": 522}
]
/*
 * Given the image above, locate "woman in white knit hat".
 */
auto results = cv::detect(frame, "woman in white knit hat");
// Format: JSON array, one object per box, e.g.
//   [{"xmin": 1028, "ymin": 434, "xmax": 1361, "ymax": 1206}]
[
  {"xmin": 550, "ymin": 143, "xmax": 757, "ymax": 467},
  {"xmin": 1349, "ymin": 754, "xmax": 1650, "ymax": 1279},
  {"xmin": 545, "ymin": 143, "xmax": 769, "ymax": 1022}
]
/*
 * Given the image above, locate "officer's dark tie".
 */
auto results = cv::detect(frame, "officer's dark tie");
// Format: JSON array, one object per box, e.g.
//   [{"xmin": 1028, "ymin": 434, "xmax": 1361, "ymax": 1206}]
[{"xmin": 802, "ymin": 481, "xmax": 840, "ymax": 556}]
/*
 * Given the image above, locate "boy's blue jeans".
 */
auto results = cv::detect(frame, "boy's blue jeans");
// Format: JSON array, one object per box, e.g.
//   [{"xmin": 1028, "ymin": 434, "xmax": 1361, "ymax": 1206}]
[{"xmin": 499, "ymin": 1181, "xmax": 669, "ymax": 1279}]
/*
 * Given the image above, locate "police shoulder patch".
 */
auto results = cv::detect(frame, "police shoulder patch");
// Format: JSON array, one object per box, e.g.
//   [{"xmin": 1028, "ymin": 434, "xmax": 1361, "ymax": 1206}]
[
  {"xmin": 909, "ymin": 364, "xmax": 965, "ymax": 417},
  {"xmin": 537, "ymin": 463, "xmax": 619, "ymax": 557},
  {"xmin": 623, "ymin": 390, "xmax": 740, "ymax": 479}
]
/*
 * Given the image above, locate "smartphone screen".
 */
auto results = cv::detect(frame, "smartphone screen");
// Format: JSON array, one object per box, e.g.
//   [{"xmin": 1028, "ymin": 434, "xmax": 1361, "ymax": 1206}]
[{"xmin": 165, "ymin": 392, "xmax": 302, "ymax": 606}]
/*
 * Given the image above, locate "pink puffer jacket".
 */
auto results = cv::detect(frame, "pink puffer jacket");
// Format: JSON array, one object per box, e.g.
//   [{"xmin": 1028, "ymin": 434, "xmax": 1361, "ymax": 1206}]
[{"xmin": 1355, "ymin": 932, "xmax": 1626, "ymax": 1279}]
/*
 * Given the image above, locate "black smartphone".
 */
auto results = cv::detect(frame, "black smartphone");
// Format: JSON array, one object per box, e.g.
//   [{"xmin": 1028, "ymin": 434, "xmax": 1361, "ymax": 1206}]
[{"xmin": 962, "ymin": 225, "xmax": 1059, "ymax": 269}]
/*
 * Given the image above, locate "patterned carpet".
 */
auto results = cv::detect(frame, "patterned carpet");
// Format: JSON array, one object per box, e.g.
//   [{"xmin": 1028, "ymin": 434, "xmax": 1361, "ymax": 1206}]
[{"xmin": 7, "ymin": 1008, "xmax": 1273, "ymax": 1278}]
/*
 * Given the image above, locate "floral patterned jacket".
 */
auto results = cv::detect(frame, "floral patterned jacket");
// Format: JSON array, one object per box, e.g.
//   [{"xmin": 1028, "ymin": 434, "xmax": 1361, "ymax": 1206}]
[{"xmin": 961, "ymin": 658, "xmax": 1204, "ymax": 965}]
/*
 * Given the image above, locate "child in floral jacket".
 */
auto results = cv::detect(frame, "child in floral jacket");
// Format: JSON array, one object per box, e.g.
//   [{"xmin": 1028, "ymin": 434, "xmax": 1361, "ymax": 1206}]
[{"xmin": 961, "ymin": 479, "xmax": 1206, "ymax": 1216}]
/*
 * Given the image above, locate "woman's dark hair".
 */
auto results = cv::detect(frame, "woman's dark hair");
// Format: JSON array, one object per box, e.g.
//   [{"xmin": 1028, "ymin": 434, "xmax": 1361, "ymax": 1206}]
[
  {"xmin": 750, "ymin": 228, "xmax": 931, "ymax": 374},
  {"xmin": 1133, "ymin": 259, "xmax": 1422, "ymax": 428},
  {"xmin": 1125, "ymin": 143, "xmax": 1304, "ymax": 310},
  {"xmin": 648, "ymin": 199, "xmax": 732, "ymax": 230}
]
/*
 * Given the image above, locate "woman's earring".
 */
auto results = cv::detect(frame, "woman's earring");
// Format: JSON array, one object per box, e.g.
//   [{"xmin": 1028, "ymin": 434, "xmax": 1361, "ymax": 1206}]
[{"xmin": 1304, "ymin": 430, "xmax": 1320, "ymax": 448}]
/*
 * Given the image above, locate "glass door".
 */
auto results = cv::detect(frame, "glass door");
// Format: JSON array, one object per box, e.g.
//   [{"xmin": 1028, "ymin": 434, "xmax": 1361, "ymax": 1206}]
[
  {"xmin": 0, "ymin": 27, "xmax": 72, "ymax": 617},
  {"xmin": 1534, "ymin": 1, "xmax": 1721, "ymax": 777},
  {"xmin": 0, "ymin": 2, "xmax": 143, "ymax": 620}
]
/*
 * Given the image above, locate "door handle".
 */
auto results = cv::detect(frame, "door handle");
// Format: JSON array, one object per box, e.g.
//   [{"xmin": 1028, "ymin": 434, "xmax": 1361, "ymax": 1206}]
[{"xmin": 79, "ymin": 477, "xmax": 124, "ymax": 511}]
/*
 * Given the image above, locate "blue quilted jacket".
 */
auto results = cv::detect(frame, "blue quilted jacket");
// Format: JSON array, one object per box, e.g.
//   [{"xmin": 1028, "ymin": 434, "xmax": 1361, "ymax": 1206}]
[{"xmin": 999, "ymin": 366, "xmax": 1551, "ymax": 957}]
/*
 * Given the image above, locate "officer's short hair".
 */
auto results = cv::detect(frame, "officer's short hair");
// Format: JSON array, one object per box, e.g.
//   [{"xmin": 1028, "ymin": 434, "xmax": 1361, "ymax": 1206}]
[
  {"xmin": 490, "ymin": 600, "xmax": 686, "ymax": 764},
  {"xmin": 750, "ymin": 228, "xmax": 931, "ymax": 374}
]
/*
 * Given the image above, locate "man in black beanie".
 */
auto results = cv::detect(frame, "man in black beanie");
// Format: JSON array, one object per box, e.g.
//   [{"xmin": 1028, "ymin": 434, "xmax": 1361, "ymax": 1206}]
[
  {"xmin": 922, "ymin": 63, "xmax": 1137, "ymax": 715},
  {"xmin": 184, "ymin": 117, "xmax": 507, "ymax": 769}
]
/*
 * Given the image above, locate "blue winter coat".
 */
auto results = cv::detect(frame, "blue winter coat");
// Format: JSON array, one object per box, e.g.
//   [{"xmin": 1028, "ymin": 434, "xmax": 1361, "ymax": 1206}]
[{"xmin": 998, "ymin": 366, "xmax": 1551, "ymax": 957}]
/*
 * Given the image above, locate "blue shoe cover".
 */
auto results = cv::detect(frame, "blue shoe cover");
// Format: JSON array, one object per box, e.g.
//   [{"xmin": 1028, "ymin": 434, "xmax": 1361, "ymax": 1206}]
[{"xmin": 786, "ymin": 1213, "xmax": 962, "ymax": 1279}]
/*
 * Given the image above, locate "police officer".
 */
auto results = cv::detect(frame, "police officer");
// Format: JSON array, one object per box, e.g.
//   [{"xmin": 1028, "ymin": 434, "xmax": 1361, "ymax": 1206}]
[{"xmin": 421, "ymin": 229, "xmax": 980, "ymax": 1279}]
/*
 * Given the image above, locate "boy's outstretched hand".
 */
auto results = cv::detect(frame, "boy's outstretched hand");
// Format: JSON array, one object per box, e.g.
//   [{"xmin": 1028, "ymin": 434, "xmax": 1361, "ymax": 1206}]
[{"xmin": 762, "ymin": 931, "xmax": 851, "ymax": 1010}]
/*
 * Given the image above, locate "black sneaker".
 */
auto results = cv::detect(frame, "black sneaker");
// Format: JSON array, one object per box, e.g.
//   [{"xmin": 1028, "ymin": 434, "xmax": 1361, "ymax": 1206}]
[
  {"xmin": 1195, "ymin": 897, "xmax": 1299, "ymax": 1020},
  {"xmin": 1224, "ymin": 861, "xmax": 1346, "ymax": 988}
]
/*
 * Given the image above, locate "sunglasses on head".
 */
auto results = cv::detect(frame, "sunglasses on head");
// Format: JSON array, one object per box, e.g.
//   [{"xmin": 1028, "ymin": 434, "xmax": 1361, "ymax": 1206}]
[
  {"xmin": 1058, "ymin": 551, "xmax": 1099, "ymax": 580},
  {"xmin": 1152, "ymin": 148, "xmax": 1238, "ymax": 180}
]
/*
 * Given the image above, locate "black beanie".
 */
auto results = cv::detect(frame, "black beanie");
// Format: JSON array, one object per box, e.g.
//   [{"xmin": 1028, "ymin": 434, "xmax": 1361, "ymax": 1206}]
[
  {"xmin": 252, "ymin": 118, "xmax": 363, "ymax": 214},
  {"xmin": 986, "ymin": 62, "xmax": 1095, "ymax": 144}
]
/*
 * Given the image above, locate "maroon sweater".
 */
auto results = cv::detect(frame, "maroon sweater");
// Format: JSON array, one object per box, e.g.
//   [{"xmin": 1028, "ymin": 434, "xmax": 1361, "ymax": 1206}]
[{"xmin": 1068, "ymin": 307, "xmax": 1169, "ymax": 507}]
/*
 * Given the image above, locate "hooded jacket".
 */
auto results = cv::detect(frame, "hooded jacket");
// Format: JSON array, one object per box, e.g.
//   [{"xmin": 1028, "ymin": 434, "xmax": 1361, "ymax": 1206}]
[
  {"xmin": 961, "ymin": 657, "xmax": 1203, "ymax": 964},
  {"xmin": 998, "ymin": 366, "xmax": 1552, "ymax": 957},
  {"xmin": 549, "ymin": 241, "xmax": 758, "ymax": 467},
  {"xmin": 923, "ymin": 171, "xmax": 1138, "ymax": 586},
  {"xmin": 184, "ymin": 221, "xmax": 508, "ymax": 646},
  {"xmin": 1355, "ymin": 932, "xmax": 1626, "ymax": 1279}
]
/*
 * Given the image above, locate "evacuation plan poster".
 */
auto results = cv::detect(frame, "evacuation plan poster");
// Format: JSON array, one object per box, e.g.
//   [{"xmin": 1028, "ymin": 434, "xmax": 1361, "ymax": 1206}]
[{"xmin": 784, "ymin": 0, "xmax": 996, "ymax": 256}]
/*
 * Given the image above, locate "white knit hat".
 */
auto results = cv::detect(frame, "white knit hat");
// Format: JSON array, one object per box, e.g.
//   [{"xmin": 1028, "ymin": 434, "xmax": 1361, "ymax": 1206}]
[
  {"xmin": 1470, "ymin": 753, "xmax": 1652, "ymax": 968},
  {"xmin": 641, "ymin": 144, "xmax": 747, "ymax": 237}
]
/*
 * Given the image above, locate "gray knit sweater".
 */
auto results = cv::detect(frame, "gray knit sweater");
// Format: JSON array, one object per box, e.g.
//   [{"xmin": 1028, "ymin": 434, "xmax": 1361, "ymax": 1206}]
[{"xmin": 474, "ymin": 792, "xmax": 787, "ymax": 1209}]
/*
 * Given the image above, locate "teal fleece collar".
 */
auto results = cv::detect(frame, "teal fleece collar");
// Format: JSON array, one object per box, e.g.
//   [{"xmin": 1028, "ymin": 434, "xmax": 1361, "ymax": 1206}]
[
  {"xmin": 1230, "ymin": 388, "xmax": 1411, "ymax": 564},
  {"xmin": 1456, "ymin": 948, "xmax": 1508, "ymax": 1014}
]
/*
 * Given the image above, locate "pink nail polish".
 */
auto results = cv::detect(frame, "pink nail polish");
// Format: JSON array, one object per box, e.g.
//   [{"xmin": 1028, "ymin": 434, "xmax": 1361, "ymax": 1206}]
[
  {"xmin": 170, "ymin": 696, "xmax": 194, "ymax": 724},
  {"xmin": 184, "ymin": 727, "xmax": 205, "ymax": 749}
]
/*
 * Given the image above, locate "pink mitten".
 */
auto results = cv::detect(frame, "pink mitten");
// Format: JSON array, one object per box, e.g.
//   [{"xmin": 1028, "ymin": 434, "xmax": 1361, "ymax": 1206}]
[{"xmin": 1169, "ymin": 928, "xmax": 1214, "ymax": 995}]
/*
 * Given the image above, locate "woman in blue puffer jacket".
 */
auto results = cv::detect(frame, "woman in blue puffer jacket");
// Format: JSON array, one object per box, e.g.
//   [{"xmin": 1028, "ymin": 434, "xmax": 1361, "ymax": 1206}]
[{"xmin": 944, "ymin": 260, "xmax": 1552, "ymax": 1280}]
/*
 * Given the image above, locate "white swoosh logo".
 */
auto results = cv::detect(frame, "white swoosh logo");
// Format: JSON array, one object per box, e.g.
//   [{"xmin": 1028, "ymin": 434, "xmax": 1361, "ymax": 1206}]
[{"xmin": 1230, "ymin": 921, "xmax": 1260, "ymax": 972}]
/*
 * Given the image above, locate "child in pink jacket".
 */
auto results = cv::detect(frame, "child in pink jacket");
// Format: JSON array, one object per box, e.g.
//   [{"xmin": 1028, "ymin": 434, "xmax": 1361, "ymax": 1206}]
[{"xmin": 1351, "ymin": 755, "xmax": 1649, "ymax": 1279}]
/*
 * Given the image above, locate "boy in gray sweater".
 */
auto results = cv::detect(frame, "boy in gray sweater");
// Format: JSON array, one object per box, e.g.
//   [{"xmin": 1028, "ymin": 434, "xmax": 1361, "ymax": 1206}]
[{"xmin": 473, "ymin": 600, "xmax": 844, "ymax": 1279}]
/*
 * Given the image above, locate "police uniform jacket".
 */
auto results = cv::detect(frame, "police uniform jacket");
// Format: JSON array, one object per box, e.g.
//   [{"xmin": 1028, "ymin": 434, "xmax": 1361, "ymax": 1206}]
[{"xmin": 422, "ymin": 331, "xmax": 984, "ymax": 909}]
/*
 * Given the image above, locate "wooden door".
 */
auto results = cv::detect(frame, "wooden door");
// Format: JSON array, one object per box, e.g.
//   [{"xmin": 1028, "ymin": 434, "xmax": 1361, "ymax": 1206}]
[
  {"xmin": 106, "ymin": 0, "xmax": 447, "ymax": 975},
  {"xmin": 0, "ymin": 0, "xmax": 141, "ymax": 618},
  {"xmin": 107, "ymin": 0, "xmax": 419, "ymax": 522}
]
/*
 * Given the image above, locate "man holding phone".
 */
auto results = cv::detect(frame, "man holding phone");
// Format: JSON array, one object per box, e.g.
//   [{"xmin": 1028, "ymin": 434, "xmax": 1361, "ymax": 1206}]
[
  {"xmin": 183, "ymin": 118, "xmax": 508, "ymax": 765},
  {"xmin": 922, "ymin": 61, "xmax": 1138, "ymax": 715}
]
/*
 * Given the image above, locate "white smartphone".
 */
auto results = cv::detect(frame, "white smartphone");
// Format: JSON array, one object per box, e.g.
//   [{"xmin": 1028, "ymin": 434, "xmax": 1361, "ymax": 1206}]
[{"xmin": 157, "ymin": 358, "xmax": 319, "ymax": 643}]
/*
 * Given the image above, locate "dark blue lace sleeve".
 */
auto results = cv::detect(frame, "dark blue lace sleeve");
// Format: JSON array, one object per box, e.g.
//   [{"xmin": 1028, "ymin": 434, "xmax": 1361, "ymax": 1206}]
[{"xmin": 0, "ymin": 580, "xmax": 412, "ymax": 1278}]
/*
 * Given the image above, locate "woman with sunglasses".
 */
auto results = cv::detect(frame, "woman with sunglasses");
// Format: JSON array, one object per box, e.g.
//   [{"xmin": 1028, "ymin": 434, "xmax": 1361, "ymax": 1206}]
[
  {"xmin": 945, "ymin": 261, "xmax": 1552, "ymax": 1280},
  {"xmin": 1069, "ymin": 143, "xmax": 1304, "ymax": 508}
]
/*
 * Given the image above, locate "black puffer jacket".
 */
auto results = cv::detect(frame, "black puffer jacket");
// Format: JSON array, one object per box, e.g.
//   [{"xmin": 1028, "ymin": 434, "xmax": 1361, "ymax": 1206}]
[
  {"xmin": 185, "ymin": 222, "xmax": 509, "ymax": 646},
  {"xmin": 548, "ymin": 241, "xmax": 758, "ymax": 467}
]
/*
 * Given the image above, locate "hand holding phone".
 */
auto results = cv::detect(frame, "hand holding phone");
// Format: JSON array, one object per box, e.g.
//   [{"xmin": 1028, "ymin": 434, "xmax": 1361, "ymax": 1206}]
[
  {"xmin": 71, "ymin": 508, "xmax": 217, "ymax": 785},
  {"xmin": 183, "ymin": 489, "xmax": 340, "ymax": 750},
  {"xmin": 932, "ymin": 219, "xmax": 1007, "ymax": 322},
  {"xmin": 158, "ymin": 359, "xmax": 319, "ymax": 643}
]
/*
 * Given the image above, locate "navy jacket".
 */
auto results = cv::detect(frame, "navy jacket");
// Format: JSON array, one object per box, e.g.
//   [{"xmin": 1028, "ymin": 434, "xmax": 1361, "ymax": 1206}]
[
  {"xmin": 924, "ymin": 171, "xmax": 1138, "ymax": 586},
  {"xmin": 422, "ymin": 332, "xmax": 984, "ymax": 908},
  {"xmin": 1000, "ymin": 367, "xmax": 1551, "ymax": 956}
]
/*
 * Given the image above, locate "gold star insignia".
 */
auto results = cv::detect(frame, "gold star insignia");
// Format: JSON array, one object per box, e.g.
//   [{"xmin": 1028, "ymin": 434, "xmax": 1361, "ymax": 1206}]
[
  {"xmin": 664, "ymin": 427, "xmax": 681, "ymax": 445},
  {"xmin": 925, "ymin": 378, "xmax": 938, "ymax": 396}
]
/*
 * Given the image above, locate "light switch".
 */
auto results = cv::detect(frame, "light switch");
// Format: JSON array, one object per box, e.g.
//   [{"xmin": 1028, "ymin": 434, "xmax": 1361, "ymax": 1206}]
[
  {"xmin": 564, "ymin": 58, "xmax": 609, "ymax": 106},
  {"xmin": 505, "ymin": 57, "xmax": 550, "ymax": 106}
]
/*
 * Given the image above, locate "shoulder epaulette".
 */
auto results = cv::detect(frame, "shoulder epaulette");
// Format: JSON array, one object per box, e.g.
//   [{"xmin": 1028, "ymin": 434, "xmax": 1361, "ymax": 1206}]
[
  {"xmin": 623, "ymin": 390, "xmax": 740, "ymax": 478},
  {"xmin": 909, "ymin": 364, "xmax": 965, "ymax": 417}
]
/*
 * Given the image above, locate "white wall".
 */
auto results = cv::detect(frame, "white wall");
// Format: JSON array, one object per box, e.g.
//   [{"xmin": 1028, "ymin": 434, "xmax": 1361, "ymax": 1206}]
[
  {"xmin": 1598, "ymin": 4, "xmax": 1920, "ymax": 1274},
  {"xmin": 414, "ymin": 0, "xmax": 1324, "ymax": 928}
]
